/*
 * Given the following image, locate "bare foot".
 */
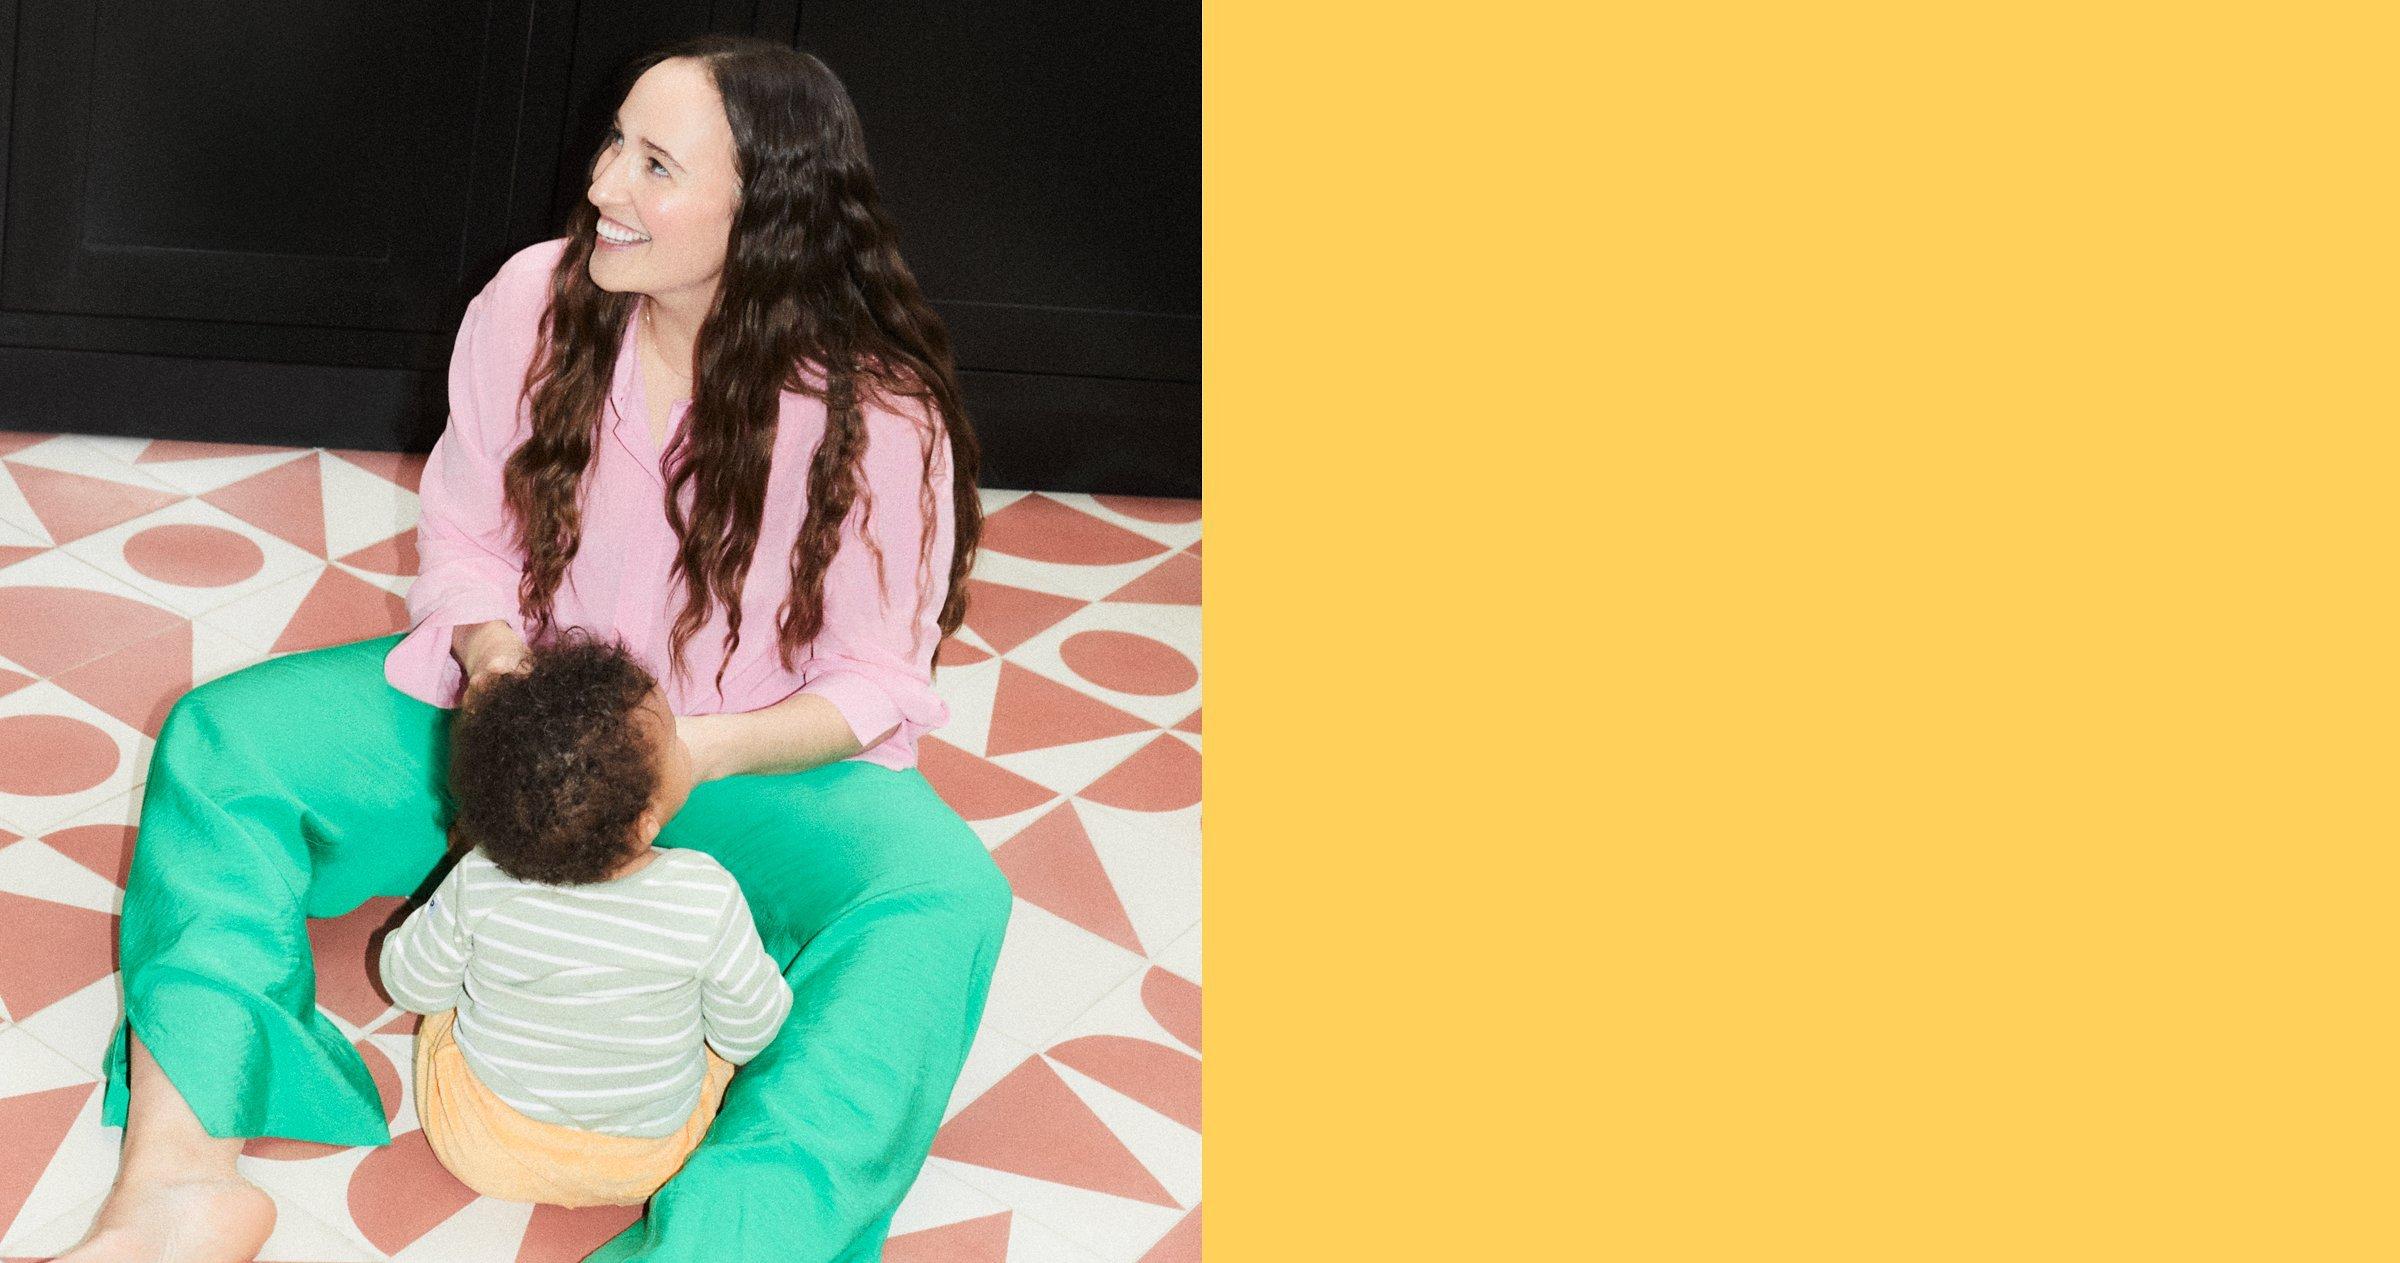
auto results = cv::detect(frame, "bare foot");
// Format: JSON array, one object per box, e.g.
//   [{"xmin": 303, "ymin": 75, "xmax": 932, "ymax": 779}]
[{"xmin": 56, "ymin": 1175, "xmax": 274, "ymax": 1263}]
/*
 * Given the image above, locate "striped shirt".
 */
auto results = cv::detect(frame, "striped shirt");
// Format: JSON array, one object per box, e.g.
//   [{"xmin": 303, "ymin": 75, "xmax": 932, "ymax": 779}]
[{"xmin": 378, "ymin": 847, "xmax": 793, "ymax": 1138}]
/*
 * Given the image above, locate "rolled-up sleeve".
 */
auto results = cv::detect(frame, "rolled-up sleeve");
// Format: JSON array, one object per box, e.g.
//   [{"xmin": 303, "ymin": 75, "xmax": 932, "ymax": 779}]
[
  {"xmin": 788, "ymin": 395, "xmax": 957, "ymax": 766},
  {"xmin": 384, "ymin": 288, "xmax": 534, "ymax": 709}
]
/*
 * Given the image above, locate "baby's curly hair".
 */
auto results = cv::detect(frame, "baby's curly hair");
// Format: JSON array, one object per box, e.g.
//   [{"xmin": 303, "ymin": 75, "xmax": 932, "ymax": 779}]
[{"xmin": 448, "ymin": 634, "xmax": 664, "ymax": 885}]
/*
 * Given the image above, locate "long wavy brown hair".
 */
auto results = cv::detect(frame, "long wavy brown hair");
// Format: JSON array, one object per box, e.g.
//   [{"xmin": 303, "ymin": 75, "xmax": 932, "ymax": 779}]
[{"xmin": 502, "ymin": 35, "xmax": 980, "ymax": 697}]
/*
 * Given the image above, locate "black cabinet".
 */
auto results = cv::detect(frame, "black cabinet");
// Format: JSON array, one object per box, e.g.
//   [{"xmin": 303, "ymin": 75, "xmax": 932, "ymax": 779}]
[{"xmin": 0, "ymin": 1, "xmax": 1197, "ymax": 497}]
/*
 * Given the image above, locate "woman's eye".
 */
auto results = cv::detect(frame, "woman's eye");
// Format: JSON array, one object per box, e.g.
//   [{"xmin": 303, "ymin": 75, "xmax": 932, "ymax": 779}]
[{"xmin": 648, "ymin": 158, "xmax": 669, "ymax": 177}]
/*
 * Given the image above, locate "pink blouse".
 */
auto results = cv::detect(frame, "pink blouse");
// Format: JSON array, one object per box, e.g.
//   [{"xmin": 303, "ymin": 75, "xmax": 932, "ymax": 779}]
[{"xmin": 384, "ymin": 238, "xmax": 954, "ymax": 770}]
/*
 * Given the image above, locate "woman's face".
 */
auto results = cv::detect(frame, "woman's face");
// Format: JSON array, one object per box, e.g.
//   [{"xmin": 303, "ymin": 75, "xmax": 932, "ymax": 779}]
[{"xmin": 585, "ymin": 58, "xmax": 743, "ymax": 309}]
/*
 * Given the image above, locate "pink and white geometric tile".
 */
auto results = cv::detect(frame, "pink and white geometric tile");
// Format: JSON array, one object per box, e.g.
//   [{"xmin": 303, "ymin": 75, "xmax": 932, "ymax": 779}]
[
  {"xmin": 63, "ymin": 496, "xmax": 327, "ymax": 620},
  {"xmin": 0, "ymin": 433, "xmax": 1202, "ymax": 1262}
]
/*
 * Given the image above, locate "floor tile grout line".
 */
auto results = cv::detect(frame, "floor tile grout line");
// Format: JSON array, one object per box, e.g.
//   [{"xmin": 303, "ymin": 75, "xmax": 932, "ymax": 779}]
[
  {"xmin": 76, "ymin": 518, "xmax": 335, "ymax": 628},
  {"xmin": 933, "ymin": 1152, "xmax": 1197, "ymax": 1257},
  {"xmin": 12, "ymin": 979, "xmax": 121, "ymax": 1082},
  {"xmin": 20, "ymin": 434, "xmax": 188, "ymax": 496}
]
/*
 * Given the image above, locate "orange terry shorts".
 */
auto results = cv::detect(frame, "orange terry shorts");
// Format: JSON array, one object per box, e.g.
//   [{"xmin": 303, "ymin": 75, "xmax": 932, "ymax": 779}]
[{"xmin": 413, "ymin": 1009, "xmax": 735, "ymax": 1207}]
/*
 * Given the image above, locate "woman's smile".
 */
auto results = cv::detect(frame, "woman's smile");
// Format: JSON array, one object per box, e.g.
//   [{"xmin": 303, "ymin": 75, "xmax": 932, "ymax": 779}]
[{"xmin": 595, "ymin": 215, "xmax": 651, "ymax": 248}]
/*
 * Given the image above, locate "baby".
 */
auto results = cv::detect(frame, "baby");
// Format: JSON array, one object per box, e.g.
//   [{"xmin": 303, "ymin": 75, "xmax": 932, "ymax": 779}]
[{"xmin": 378, "ymin": 635, "xmax": 792, "ymax": 1206}]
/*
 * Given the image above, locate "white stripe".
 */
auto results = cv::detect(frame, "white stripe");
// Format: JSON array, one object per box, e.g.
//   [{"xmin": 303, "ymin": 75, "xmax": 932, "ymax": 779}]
[
  {"xmin": 483, "ymin": 913, "xmax": 695, "ymax": 967},
  {"xmin": 500, "ymin": 1070, "xmax": 702, "ymax": 1100},
  {"xmin": 473, "ymin": 935, "xmax": 588, "ymax": 970},
  {"xmin": 506, "ymin": 897, "xmax": 714, "ymax": 943},
  {"xmin": 522, "ymin": 887, "xmax": 724, "ymax": 917},
  {"xmin": 606, "ymin": 1111, "xmax": 690, "ymax": 1136},
  {"xmin": 711, "ymin": 1006, "xmax": 784, "ymax": 1039},
  {"xmin": 392, "ymin": 947, "xmax": 453, "ymax": 999},
  {"xmin": 421, "ymin": 932, "xmax": 465, "ymax": 965},
  {"xmin": 714, "ymin": 986, "xmax": 783, "ymax": 1031},
  {"xmin": 711, "ymin": 938, "xmax": 752, "ymax": 984},
  {"xmin": 604, "ymin": 1092, "xmax": 704, "ymax": 1135},
  {"xmin": 466, "ymin": 956, "xmax": 539, "ymax": 984},
  {"xmin": 474, "ymin": 1006, "xmax": 702, "ymax": 1047},
  {"xmin": 465, "ymin": 1045, "xmax": 695, "ymax": 1077},
  {"xmin": 455, "ymin": 1014, "xmax": 575, "ymax": 1053},
  {"xmin": 720, "ymin": 955, "xmax": 768, "ymax": 1003},
  {"xmin": 721, "ymin": 984, "xmax": 787, "ymax": 1022},
  {"xmin": 469, "ymin": 982, "xmax": 693, "ymax": 1008}
]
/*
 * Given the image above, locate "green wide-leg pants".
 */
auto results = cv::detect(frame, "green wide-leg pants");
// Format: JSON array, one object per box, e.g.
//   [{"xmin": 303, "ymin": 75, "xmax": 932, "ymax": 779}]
[{"xmin": 100, "ymin": 634, "xmax": 1012, "ymax": 1262}]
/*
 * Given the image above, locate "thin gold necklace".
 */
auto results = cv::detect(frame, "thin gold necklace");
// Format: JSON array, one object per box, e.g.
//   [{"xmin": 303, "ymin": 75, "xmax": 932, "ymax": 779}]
[{"xmin": 643, "ymin": 304, "xmax": 694, "ymax": 385}]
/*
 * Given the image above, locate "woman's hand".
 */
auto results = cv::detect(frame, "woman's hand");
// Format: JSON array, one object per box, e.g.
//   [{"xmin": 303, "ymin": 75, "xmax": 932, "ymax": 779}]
[{"xmin": 453, "ymin": 621, "xmax": 532, "ymax": 706}]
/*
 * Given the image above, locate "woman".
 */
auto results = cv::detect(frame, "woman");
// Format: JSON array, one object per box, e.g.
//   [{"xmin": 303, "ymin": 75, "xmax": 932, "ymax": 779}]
[{"xmin": 64, "ymin": 36, "xmax": 1008, "ymax": 1263}]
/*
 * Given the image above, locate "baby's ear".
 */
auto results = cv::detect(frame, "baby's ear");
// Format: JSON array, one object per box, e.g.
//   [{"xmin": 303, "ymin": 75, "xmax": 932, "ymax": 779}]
[{"xmin": 637, "ymin": 807, "xmax": 664, "ymax": 845}]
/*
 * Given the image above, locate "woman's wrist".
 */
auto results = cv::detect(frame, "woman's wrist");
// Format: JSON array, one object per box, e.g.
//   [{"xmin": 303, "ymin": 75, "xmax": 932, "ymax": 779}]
[
  {"xmin": 676, "ymin": 712, "xmax": 738, "ymax": 783},
  {"xmin": 453, "ymin": 621, "xmax": 529, "ymax": 680},
  {"xmin": 676, "ymin": 696, "xmax": 865, "ymax": 782}
]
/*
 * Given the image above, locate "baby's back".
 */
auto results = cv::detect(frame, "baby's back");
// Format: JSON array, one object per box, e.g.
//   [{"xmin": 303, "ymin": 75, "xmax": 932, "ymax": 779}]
[{"xmin": 381, "ymin": 847, "xmax": 791, "ymax": 1138}]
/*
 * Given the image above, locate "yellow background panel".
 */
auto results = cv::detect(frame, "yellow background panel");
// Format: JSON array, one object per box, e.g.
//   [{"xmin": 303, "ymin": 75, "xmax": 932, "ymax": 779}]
[{"xmin": 1212, "ymin": 2, "xmax": 2399, "ymax": 1258}]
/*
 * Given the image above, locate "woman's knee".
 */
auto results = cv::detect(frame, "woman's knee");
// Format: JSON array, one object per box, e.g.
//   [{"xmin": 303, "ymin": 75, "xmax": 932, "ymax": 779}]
[
  {"xmin": 160, "ymin": 651, "xmax": 310, "ymax": 749},
  {"xmin": 944, "ymin": 845, "xmax": 1014, "ymax": 945},
  {"xmin": 165, "ymin": 636, "xmax": 402, "ymax": 735}
]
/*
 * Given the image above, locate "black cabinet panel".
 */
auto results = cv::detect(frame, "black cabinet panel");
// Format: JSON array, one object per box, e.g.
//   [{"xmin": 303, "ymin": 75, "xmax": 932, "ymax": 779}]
[
  {"xmin": 0, "ymin": 2, "xmax": 1198, "ymax": 495},
  {"xmin": 801, "ymin": 2, "xmax": 1199, "ymax": 385},
  {"xmin": 4, "ymin": 0, "xmax": 513, "ymax": 333}
]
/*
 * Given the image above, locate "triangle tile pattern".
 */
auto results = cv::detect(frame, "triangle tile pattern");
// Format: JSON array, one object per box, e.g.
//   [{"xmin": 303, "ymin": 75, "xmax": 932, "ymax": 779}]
[
  {"xmin": 338, "ymin": 529, "xmax": 420, "ymax": 576},
  {"xmin": 918, "ymin": 737, "xmax": 1058, "ymax": 822},
  {"xmin": 41, "ymin": 823, "xmax": 134, "ymax": 888},
  {"xmin": 0, "ymin": 891, "xmax": 116, "ymax": 1020},
  {"xmin": 985, "ymin": 663, "xmax": 1155, "ymax": 757},
  {"xmin": 962, "ymin": 578, "xmax": 1089, "ymax": 654},
  {"xmin": 0, "ymin": 432, "xmax": 56, "ymax": 458},
  {"xmin": 0, "ymin": 1083, "xmax": 97, "ymax": 1237},
  {"xmin": 932, "ymin": 1057, "xmax": 1178, "ymax": 1207},
  {"xmin": 273, "ymin": 566, "xmax": 411, "ymax": 653},
  {"xmin": 1139, "ymin": 1205, "xmax": 1201, "ymax": 1262},
  {"xmin": 1047, "ymin": 1036, "xmax": 1201, "ymax": 1130},
  {"xmin": 981, "ymin": 494, "xmax": 1170, "ymax": 566},
  {"xmin": 5, "ymin": 463, "xmax": 181, "ymax": 546},
  {"xmin": 1104, "ymin": 551, "xmax": 1200, "ymax": 606},
  {"xmin": 883, "ymin": 1210, "xmax": 1014, "ymax": 1262},
  {"xmin": 993, "ymin": 803, "xmax": 1145, "ymax": 954},
  {"xmin": 51, "ymin": 623, "xmax": 193, "ymax": 737},
  {"xmin": 326, "ymin": 448, "xmax": 428, "ymax": 495},
  {"xmin": 202, "ymin": 455, "xmax": 326, "ymax": 555},
  {"xmin": 0, "ymin": 433, "xmax": 1198, "ymax": 1261}
]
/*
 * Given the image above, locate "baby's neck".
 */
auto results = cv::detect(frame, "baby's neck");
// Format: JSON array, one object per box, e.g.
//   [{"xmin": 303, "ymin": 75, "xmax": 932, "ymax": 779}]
[{"xmin": 609, "ymin": 847, "xmax": 661, "ymax": 879}]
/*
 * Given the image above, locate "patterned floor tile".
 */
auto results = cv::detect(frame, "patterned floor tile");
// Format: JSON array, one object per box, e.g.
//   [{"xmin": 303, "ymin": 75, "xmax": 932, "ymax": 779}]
[
  {"xmin": 0, "ymin": 429, "xmax": 1200, "ymax": 1263},
  {"xmin": 64, "ymin": 496, "xmax": 325, "ymax": 620},
  {"xmin": 0, "ymin": 680, "xmax": 151, "ymax": 836}
]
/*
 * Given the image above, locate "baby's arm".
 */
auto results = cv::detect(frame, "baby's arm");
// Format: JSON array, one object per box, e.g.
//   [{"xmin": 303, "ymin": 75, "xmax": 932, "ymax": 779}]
[
  {"xmin": 378, "ymin": 862, "xmax": 473, "ymax": 1013},
  {"xmin": 698, "ymin": 883, "xmax": 795, "ymax": 1065}
]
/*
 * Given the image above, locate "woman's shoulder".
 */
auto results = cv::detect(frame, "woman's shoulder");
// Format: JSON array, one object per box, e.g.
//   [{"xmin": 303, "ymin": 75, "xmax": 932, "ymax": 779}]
[{"xmin": 473, "ymin": 237, "xmax": 573, "ymax": 316}]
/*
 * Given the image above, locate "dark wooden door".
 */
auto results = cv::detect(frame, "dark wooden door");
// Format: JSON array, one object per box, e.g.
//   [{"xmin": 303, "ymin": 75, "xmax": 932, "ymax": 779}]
[{"xmin": 0, "ymin": 1, "xmax": 1194, "ymax": 495}]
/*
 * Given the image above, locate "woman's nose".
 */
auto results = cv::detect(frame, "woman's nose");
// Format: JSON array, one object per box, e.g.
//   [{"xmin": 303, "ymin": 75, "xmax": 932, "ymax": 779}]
[{"xmin": 588, "ymin": 150, "xmax": 629, "ymax": 208}]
